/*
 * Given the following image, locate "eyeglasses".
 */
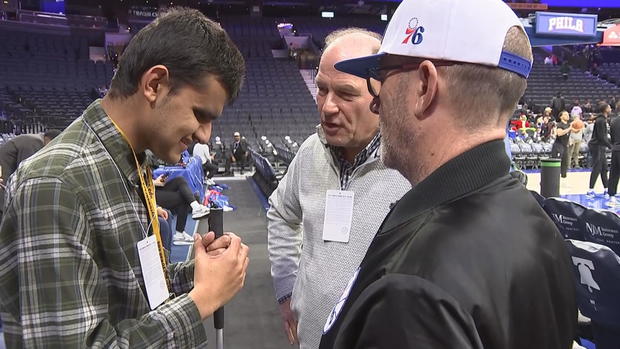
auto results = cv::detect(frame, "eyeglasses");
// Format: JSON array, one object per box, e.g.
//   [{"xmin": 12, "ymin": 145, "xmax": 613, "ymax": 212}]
[
  {"xmin": 366, "ymin": 59, "xmax": 457, "ymax": 98},
  {"xmin": 366, "ymin": 64, "xmax": 418, "ymax": 98}
]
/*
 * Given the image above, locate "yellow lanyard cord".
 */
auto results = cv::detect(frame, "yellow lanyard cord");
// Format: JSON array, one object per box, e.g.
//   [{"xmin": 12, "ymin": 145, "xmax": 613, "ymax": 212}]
[{"xmin": 108, "ymin": 116, "xmax": 172, "ymax": 293}]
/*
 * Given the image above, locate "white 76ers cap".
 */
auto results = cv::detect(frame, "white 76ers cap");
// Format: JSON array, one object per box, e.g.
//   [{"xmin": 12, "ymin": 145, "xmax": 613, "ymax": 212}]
[{"xmin": 335, "ymin": 0, "xmax": 532, "ymax": 79}]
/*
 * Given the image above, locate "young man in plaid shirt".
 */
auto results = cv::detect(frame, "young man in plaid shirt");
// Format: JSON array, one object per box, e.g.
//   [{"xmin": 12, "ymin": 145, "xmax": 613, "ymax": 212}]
[{"xmin": 0, "ymin": 8, "xmax": 249, "ymax": 348}]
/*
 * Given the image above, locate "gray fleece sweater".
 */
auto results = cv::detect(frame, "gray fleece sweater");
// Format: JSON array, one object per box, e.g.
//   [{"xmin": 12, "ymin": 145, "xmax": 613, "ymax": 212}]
[{"xmin": 267, "ymin": 131, "xmax": 410, "ymax": 349}]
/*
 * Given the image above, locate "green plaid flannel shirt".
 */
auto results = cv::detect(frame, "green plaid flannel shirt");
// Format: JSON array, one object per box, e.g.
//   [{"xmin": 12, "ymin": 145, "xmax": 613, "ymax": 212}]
[{"xmin": 0, "ymin": 100, "xmax": 208, "ymax": 348}]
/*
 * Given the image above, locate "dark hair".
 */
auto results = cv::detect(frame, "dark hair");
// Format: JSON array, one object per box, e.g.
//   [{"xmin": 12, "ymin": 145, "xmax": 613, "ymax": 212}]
[
  {"xmin": 599, "ymin": 102, "xmax": 610, "ymax": 114},
  {"xmin": 44, "ymin": 129, "xmax": 62, "ymax": 140},
  {"xmin": 108, "ymin": 7, "xmax": 245, "ymax": 102}
]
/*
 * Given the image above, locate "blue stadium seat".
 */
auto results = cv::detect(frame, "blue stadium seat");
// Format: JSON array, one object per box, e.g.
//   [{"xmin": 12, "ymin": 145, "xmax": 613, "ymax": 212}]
[
  {"xmin": 581, "ymin": 209, "xmax": 620, "ymax": 257},
  {"xmin": 566, "ymin": 240, "xmax": 620, "ymax": 349},
  {"xmin": 543, "ymin": 197, "xmax": 587, "ymax": 240}
]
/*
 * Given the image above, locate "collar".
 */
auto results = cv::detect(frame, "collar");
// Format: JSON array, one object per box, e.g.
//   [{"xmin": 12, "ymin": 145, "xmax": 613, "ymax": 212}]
[
  {"xmin": 381, "ymin": 140, "xmax": 510, "ymax": 232},
  {"xmin": 82, "ymin": 99, "xmax": 143, "ymax": 185},
  {"xmin": 316, "ymin": 124, "xmax": 381, "ymax": 166}
]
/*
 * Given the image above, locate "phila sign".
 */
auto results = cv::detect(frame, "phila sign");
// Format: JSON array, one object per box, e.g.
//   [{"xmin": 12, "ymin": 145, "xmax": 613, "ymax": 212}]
[{"xmin": 535, "ymin": 12, "xmax": 598, "ymax": 38}]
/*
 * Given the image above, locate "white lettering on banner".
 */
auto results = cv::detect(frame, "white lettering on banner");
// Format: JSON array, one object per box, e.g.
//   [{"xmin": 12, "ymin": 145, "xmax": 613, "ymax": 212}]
[
  {"xmin": 548, "ymin": 17, "xmax": 585, "ymax": 33},
  {"xmin": 585, "ymin": 223, "xmax": 619, "ymax": 239},
  {"xmin": 552, "ymin": 214, "xmax": 578, "ymax": 226},
  {"xmin": 571, "ymin": 257, "xmax": 600, "ymax": 293}
]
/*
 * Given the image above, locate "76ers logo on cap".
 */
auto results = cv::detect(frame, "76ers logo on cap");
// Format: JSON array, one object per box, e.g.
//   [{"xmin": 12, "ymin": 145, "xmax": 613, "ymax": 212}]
[{"xmin": 402, "ymin": 17, "xmax": 425, "ymax": 45}]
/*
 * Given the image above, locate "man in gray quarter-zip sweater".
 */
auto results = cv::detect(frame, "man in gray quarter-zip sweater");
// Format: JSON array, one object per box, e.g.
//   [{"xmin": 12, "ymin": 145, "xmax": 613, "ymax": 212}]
[{"xmin": 267, "ymin": 29, "xmax": 410, "ymax": 349}]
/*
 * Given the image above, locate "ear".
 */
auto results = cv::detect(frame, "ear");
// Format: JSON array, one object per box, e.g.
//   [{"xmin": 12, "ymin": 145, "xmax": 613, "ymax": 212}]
[
  {"xmin": 413, "ymin": 60, "xmax": 438, "ymax": 120},
  {"xmin": 368, "ymin": 79, "xmax": 381, "ymax": 115},
  {"xmin": 140, "ymin": 65, "xmax": 170, "ymax": 104}
]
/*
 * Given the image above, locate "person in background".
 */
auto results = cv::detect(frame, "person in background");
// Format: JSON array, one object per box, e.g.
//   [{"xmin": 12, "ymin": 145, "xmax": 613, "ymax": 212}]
[
  {"xmin": 321, "ymin": 0, "xmax": 576, "ymax": 347},
  {"xmin": 153, "ymin": 174, "xmax": 210, "ymax": 245},
  {"xmin": 560, "ymin": 61, "xmax": 570, "ymax": 81},
  {"xmin": 570, "ymin": 99, "xmax": 582, "ymax": 118},
  {"xmin": 0, "ymin": 8, "xmax": 249, "ymax": 347},
  {"xmin": 551, "ymin": 92, "xmax": 566, "ymax": 119},
  {"xmin": 568, "ymin": 115, "xmax": 584, "ymax": 169},
  {"xmin": 551, "ymin": 111, "xmax": 573, "ymax": 178},
  {"xmin": 193, "ymin": 142, "xmax": 218, "ymax": 185},
  {"xmin": 225, "ymin": 131, "xmax": 249, "ymax": 175},
  {"xmin": 606, "ymin": 104, "xmax": 620, "ymax": 207},
  {"xmin": 267, "ymin": 28, "xmax": 410, "ymax": 349},
  {"xmin": 539, "ymin": 112, "xmax": 554, "ymax": 142},
  {"xmin": 156, "ymin": 209, "xmax": 172, "ymax": 260},
  {"xmin": 582, "ymin": 113, "xmax": 595, "ymax": 144},
  {"xmin": 0, "ymin": 129, "xmax": 61, "ymax": 213},
  {"xmin": 587, "ymin": 103, "xmax": 613, "ymax": 198}
]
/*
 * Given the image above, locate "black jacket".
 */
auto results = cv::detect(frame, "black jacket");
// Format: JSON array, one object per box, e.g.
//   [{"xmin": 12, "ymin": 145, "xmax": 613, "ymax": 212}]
[
  {"xmin": 0, "ymin": 134, "xmax": 44, "ymax": 211},
  {"xmin": 610, "ymin": 115, "xmax": 620, "ymax": 151},
  {"xmin": 589, "ymin": 115, "xmax": 612, "ymax": 149},
  {"xmin": 231, "ymin": 139, "xmax": 249, "ymax": 158},
  {"xmin": 320, "ymin": 140, "xmax": 577, "ymax": 349}
]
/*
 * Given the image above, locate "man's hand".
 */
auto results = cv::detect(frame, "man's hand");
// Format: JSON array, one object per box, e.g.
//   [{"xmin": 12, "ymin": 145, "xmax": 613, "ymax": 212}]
[
  {"xmin": 153, "ymin": 175, "xmax": 166, "ymax": 187},
  {"xmin": 189, "ymin": 233, "xmax": 249, "ymax": 320},
  {"xmin": 201, "ymin": 231, "xmax": 233, "ymax": 256},
  {"xmin": 279, "ymin": 298, "xmax": 299, "ymax": 345},
  {"xmin": 156, "ymin": 207, "xmax": 168, "ymax": 219}
]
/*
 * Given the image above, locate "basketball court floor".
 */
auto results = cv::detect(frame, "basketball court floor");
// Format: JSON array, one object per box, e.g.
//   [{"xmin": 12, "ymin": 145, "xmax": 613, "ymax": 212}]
[{"xmin": 525, "ymin": 169, "xmax": 620, "ymax": 212}]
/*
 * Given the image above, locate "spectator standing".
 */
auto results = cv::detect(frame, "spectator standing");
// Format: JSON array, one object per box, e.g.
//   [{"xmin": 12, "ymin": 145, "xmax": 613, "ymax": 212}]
[
  {"xmin": 551, "ymin": 92, "xmax": 566, "ymax": 119},
  {"xmin": 551, "ymin": 111, "xmax": 572, "ymax": 178},
  {"xmin": 267, "ymin": 28, "xmax": 410, "ymax": 349},
  {"xmin": 225, "ymin": 131, "xmax": 249, "ymax": 175},
  {"xmin": 607, "ymin": 103, "xmax": 620, "ymax": 206},
  {"xmin": 568, "ymin": 115, "xmax": 584, "ymax": 169},
  {"xmin": 587, "ymin": 103, "xmax": 613, "ymax": 197},
  {"xmin": 560, "ymin": 61, "xmax": 570, "ymax": 80}
]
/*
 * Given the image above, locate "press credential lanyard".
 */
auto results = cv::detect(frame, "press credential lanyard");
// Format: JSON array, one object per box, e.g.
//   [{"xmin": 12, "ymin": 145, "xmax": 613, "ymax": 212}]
[{"xmin": 108, "ymin": 117, "xmax": 172, "ymax": 304}]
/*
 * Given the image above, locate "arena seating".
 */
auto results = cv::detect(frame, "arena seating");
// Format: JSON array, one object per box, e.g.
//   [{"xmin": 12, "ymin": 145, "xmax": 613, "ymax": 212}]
[
  {"xmin": 524, "ymin": 61, "xmax": 620, "ymax": 111},
  {"xmin": 0, "ymin": 27, "xmax": 113, "ymax": 130},
  {"xmin": 211, "ymin": 57, "xmax": 318, "ymax": 147},
  {"xmin": 1, "ymin": 16, "xmax": 618, "ymax": 169},
  {"xmin": 600, "ymin": 62, "xmax": 620, "ymax": 86},
  {"xmin": 211, "ymin": 15, "xmax": 320, "ymax": 148},
  {"xmin": 288, "ymin": 15, "xmax": 386, "ymax": 47}
]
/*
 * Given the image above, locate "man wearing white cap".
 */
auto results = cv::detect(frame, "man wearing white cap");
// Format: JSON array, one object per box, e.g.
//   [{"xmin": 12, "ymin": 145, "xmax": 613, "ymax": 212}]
[{"xmin": 320, "ymin": 0, "xmax": 577, "ymax": 348}]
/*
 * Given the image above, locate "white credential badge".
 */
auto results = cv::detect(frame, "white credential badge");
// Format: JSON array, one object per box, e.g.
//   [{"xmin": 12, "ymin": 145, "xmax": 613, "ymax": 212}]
[{"xmin": 322, "ymin": 190, "xmax": 355, "ymax": 243}]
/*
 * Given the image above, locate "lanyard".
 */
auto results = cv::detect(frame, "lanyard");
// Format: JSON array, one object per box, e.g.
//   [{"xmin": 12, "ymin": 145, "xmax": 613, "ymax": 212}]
[{"xmin": 107, "ymin": 116, "xmax": 171, "ymax": 293}]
